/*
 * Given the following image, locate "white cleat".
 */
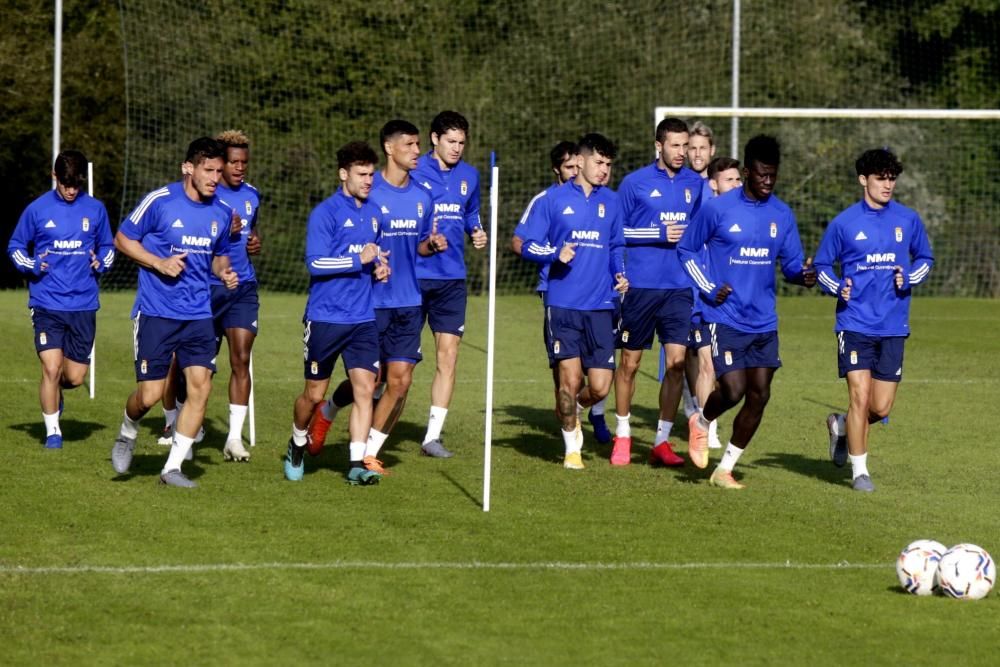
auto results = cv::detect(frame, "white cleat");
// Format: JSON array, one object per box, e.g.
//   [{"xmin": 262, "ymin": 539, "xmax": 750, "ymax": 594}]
[{"xmin": 223, "ymin": 438, "xmax": 251, "ymax": 462}]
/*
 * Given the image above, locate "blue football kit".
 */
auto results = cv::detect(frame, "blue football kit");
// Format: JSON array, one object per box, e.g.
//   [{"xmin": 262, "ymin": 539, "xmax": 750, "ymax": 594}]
[
  {"xmin": 513, "ymin": 185, "xmax": 559, "ymax": 293},
  {"xmin": 413, "ymin": 152, "xmax": 481, "ymax": 281},
  {"xmin": 212, "ymin": 180, "xmax": 260, "ymax": 285}
]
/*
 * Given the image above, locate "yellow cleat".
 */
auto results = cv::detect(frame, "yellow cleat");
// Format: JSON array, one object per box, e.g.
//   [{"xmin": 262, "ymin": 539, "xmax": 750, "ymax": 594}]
[
  {"xmin": 709, "ymin": 468, "xmax": 745, "ymax": 490},
  {"xmin": 563, "ymin": 451, "xmax": 585, "ymax": 470}
]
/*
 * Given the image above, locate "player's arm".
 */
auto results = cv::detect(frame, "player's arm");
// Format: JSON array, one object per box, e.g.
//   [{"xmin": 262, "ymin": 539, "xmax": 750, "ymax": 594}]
[
  {"xmin": 511, "ymin": 189, "xmax": 548, "ymax": 256},
  {"xmin": 418, "ymin": 217, "xmax": 448, "ymax": 257},
  {"xmin": 814, "ymin": 221, "xmax": 846, "ymax": 297},
  {"xmin": 518, "ymin": 196, "xmax": 559, "ymax": 265},
  {"xmin": 116, "ymin": 200, "xmax": 189, "ymax": 277},
  {"xmin": 677, "ymin": 208, "xmax": 723, "ymax": 301},
  {"xmin": 7, "ymin": 209, "xmax": 45, "ymax": 277},
  {"xmin": 91, "ymin": 204, "xmax": 116, "ymax": 274},
  {"xmin": 609, "ymin": 203, "xmax": 628, "ymax": 293},
  {"xmin": 902, "ymin": 213, "xmax": 934, "ymax": 290},
  {"xmin": 777, "ymin": 214, "xmax": 815, "ymax": 288},
  {"xmin": 620, "ymin": 180, "xmax": 666, "ymax": 246},
  {"xmin": 304, "ymin": 206, "xmax": 370, "ymax": 275},
  {"xmin": 211, "ymin": 221, "xmax": 238, "ymax": 289},
  {"xmin": 466, "ymin": 178, "xmax": 487, "ymax": 248},
  {"xmin": 371, "ymin": 213, "xmax": 390, "ymax": 282}
]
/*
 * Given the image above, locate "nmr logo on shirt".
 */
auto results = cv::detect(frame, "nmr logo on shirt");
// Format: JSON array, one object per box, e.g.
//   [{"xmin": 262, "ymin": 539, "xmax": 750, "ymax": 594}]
[
  {"xmin": 435, "ymin": 203, "xmax": 461, "ymax": 214},
  {"xmin": 348, "ymin": 243, "xmax": 367, "ymax": 253},
  {"xmin": 571, "ymin": 230, "xmax": 600, "ymax": 241},
  {"xmin": 390, "ymin": 219, "xmax": 418, "ymax": 229},
  {"xmin": 660, "ymin": 211, "xmax": 687, "ymax": 223},
  {"xmin": 740, "ymin": 247, "xmax": 769, "ymax": 258},
  {"xmin": 53, "ymin": 240, "xmax": 83, "ymax": 249},
  {"xmin": 866, "ymin": 253, "xmax": 896, "ymax": 263},
  {"xmin": 181, "ymin": 235, "xmax": 212, "ymax": 247}
]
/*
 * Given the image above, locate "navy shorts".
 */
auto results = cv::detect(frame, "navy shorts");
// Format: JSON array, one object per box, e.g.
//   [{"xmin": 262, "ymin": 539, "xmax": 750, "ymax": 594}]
[
  {"xmin": 376, "ymin": 306, "xmax": 423, "ymax": 365},
  {"xmin": 547, "ymin": 306, "xmax": 616, "ymax": 371},
  {"xmin": 30, "ymin": 307, "xmax": 96, "ymax": 364},
  {"xmin": 837, "ymin": 331, "xmax": 905, "ymax": 382},
  {"xmin": 709, "ymin": 322, "xmax": 781, "ymax": 378},
  {"xmin": 134, "ymin": 314, "xmax": 216, "ymax": 381},
  {"xmin": 689, "ymin": 321, "xmax": 712, "ymax": 350},
  {"xmin": 211, "ymin": 281, "xmax": 259, "ymax": 336},
  {"xmin": 617, "ymin": 288, "xmax": 692, "ymax": 350},
  {"xmin": 419, "ymin": 279, "xmax": 466, "ymax": 337},
  {"xmin": 303, "ymin": 320, "xmax": 380, "ymax": 380}
]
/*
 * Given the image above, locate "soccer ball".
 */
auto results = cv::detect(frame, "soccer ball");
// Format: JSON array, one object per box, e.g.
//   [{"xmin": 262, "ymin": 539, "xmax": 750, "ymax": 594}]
[
  {"xmin": 938, "ymin": 543, "xmax": 995, "ymax": 600},
  {"xmin": 896, "ymin": 539, "xmax": 946, "ymax": 596}
]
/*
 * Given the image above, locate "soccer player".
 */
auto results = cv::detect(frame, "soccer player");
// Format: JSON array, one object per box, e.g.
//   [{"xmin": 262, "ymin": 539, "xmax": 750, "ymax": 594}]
[
  {"xmin": 518, "ymin": 133, "xmax": 628, "ymax": 469},
  {"xmin": 687, "ymin": 121, "xmax": 717, "ymax": 203},
  {"xmin": 612, "ymin": 117, "xmax": 704, "ymax": 467},
  {"xmin": 110, "ymin": 137, "xmax": 239, "ymax": 487},
  {"xmin": 679, "ymin": 135, "xmax": 816, "ymax": 489},
  {"xmin": 308, "ymin": 120, "xmax": 432, "ymax": 474},
  {"xmin": 284, "ymin": 141, "xmax": 390, "ymax": 484},
  {"xmin": 815, "ymin": 148, "xmax": 934, "ymax": 492},
  {"xmin": 7, "ymin": 150, "xmax": 114, "ymax": 449},
  {"xmin": 411, "ymin": 110, "xmax": 487, "ymax": 458}
]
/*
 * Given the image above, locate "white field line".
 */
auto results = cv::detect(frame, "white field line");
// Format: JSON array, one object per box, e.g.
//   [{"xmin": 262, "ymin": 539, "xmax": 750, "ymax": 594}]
[
  {"xmin": 0, "ymin": 377, "xmax": 995, "ymax": 386},
  {"xmin": 0, "ymin": 560, "xmax": 890, "ymax": 576}
]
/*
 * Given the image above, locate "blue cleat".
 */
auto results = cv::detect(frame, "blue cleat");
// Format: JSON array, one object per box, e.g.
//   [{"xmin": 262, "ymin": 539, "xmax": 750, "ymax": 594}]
[
  {"xmin": 588, "ymin": 409, "xmax": 612, "ymax": 444},
  {"xmin": 283, "ymin": 438, "xmax": 305, "ymax": 481},
  {"xmin": 45, "ymin": 434, "xmax": 63, "ymax": 449},
  {"xmin": 347, "ymin": 466, "xmax": 381, "ymax": 486}
]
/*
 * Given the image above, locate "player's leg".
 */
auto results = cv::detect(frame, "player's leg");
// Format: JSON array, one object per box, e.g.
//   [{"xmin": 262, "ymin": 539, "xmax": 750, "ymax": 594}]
[
  {"xmin": 558, "ymin": 357, "xmax": 585, "ymax": 469},
  {"xmin": 651, "ymin": 342, "xmax": 687, "ymax": 466},
  {"xmin": 287, "ymin": 320, "xmax": 337, "ymax": 480},
  {"xmin": 693, "ymin": 323, "xmax": 722, "ymax": 449},
  {"xmin": 682, "ymin": 346, "xmax": 699, "ymax": 418},
  {"xmin": 844, "ymin": 369, "xmax": 875, "ymax": 490},
  {"xmin": 419, "ymin": 279, "xmax": 466, "ymax": 453},
  {"xmin": 362, "ymin": 360, "xmax": 414, "ymax": 473},
  {"xmin": 38, "ymin": 349, "xmax": 65, "ymax": 447},
  {"xmin": 708, "ymin": 366, "xmax": 773, "ymax": 489},
  {"xmin": 612, "ymin": 347, "xmax": 643, "ymax": 442},
  {"xmin": 340, "ymin": 321, "xmax": 381, "ymax": 484},
  {"xmin": 308, "ymin": 376, "xmax": 353, "ymax": 456},
  {"xmin": 157, "ymin": 356, "xmax": 180, "ymax": 445},
  {"xmin": 222, "ymin": 326, "xmax": 256, "ymax": 461},
  {"xmin": 612, "ymin": 289, "xmax": 657, "ymax": 462},
  {"xmin": 425, "ymin": 330, "xmax": 460, "ymax": 444},
  {"xmin": 868, "ymin": 379, "xmax": 899, "ymax": 424}
]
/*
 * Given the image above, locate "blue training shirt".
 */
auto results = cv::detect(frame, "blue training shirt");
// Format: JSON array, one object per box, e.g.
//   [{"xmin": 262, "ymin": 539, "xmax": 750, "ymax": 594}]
[
  {"xmin": 121, "ymin": 181, "xmax": 232, "ymax": 320},
  {"xmin": 815, "ymin": 199, "xmax": 934, "ymax": 336},
  {"xmin": 213, "ymin": 180, "xmax": 260, "ymax": 285},
  {"xmin": 512, "ymin": 184, "xmax": 560, "ymax": 293},
  {"xmin": 303, "ymin": 188, "xmax": 382, "ymax": 324},
  {"xmin": 8, "ymin": 190, "xmax": 114, "ymax": 311},
  {"xmin": 619, "ymin": 162, "xmax": 703, "ymax": 289},
  {"xmin": 370, "ymin": 171, "xmax": 432, "ymax": 309},
  {"xmin": 519, "ymin": 180, "xmax": 625, "ymax": 311},
  {"xmin": 412, "ymin": 152, "xmax": 481, "ymax": 280},
  {"xmin": 678, "ymin": 187, "xmax": 809, "ymax": 334}
]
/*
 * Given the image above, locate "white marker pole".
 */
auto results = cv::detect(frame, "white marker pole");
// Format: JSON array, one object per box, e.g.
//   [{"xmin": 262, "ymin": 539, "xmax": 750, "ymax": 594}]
[
  {"xmin": 483, "ymin": 151, "xmax": 499, "ymax": 512},
  {"xmin": 248, "ymin": 352, "xmax": 256, "ymax": 447},
  {"xmin": 88, "ymin": 161, "xmax": 95, "ymax": 399}
]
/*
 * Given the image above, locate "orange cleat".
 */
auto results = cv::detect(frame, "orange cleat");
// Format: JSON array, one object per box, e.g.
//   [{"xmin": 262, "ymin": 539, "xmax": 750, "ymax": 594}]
[
  {"xmin": 307, "ymin": 401, "xmax": 333, "ymax": 456},
  {"xmin": 363, "ymin": 455, "xmax": 390, "ymax": 475},
  {"xmin": 688, "ymin": 413, "xmax": 709, "ymax": 469}
]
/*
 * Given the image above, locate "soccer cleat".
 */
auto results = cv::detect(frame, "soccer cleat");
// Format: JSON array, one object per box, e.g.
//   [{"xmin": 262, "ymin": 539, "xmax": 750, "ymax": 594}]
[
  {"xmin": 588, "ymin": 409, "xmax": 612, "ymax": 444},
  {"xmin": 421, "ymin": 439, "xmax": 454, "ymax": 458},
  {"xmin": 45, "ymin": 434, "xmax": 63, "ymax": 450},
  {"xmin": 111, "ymin": 435, "xmax": 136, "ymax": 474},
  {"xmin": 708, "ymin": 419, "xmax": 723, "ymax": 449},
  {"xmin": 363, "ymin": 455, "xmax": 390, "ymax": 475},
  {"xmin": 827, "ymin": 413, "xmax": 847, "ymax": 467},
  {"xmin": 347, "ymin": 466, "xmax": 381, "ymax": 485},
  {"xmin": 223, "ymin": 438, "xmax": 251, "ymax": 462},
  {"xmin": 159, "ymin": 469, "xmax": 197, "ymax": 488},
  {"xmin": 283, "ymin": 438, "xmax": 305, "ymax": 481},
  {"xmin": 709, "ymin": 467, "xmax": 746, "ymax": 489},
  {"xmin": 563, "ymin": 451, "xmax": 585, "ymax": 470},
  {"xmin": 610, "ymin": 436, "xmax": 631, "ymax": 466},
  {"xmin": 649, "ymin": 441, "xmax": 685, "ymax": 467},
  {"xmin": 157, "ymin": 423, "xmax": 174, "ymax": 446},
  {"xmin": 687, "ymin": 414, "xmax": 709, "ymax": 469},
  {"xmin": 307, "ymin": 401, "xmax": 333, "ymax": 456},
  {"xmin": 852, "ymin": 474, "xmax": 875, "ymax": 492}
]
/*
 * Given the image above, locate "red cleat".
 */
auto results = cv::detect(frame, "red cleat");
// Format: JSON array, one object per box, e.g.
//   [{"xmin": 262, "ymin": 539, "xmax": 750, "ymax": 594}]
[
  {"xmin": 649, "ymin": 441, "xmax": 685, "ymax": 467},
  {"xmin": 307, "ymin": 401, "xmax": 333, "ymax": 456}
]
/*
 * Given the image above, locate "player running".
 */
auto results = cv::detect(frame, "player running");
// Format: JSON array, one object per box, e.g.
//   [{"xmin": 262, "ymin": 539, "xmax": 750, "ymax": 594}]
[
  {"xmin": 687, "ymin": 121, "xmax": 717, "ymax": 203},
  {"xmin": 7, "ymin": 150, "xmax": 114, "ymax": 449},
  {"xmin": 518, "ymin": 133, "xmax": 628, "ymax": 469},
  {"xmin": 815, "ymin": 148, "xmax": 934, "ymax": 492},
  {"xmin": 679, "ymin": 135, "xmax": 816, "ymax": 489},
  {"xmin": 110, "ymin": 137, "xmax": 239, "ymax": 487}
]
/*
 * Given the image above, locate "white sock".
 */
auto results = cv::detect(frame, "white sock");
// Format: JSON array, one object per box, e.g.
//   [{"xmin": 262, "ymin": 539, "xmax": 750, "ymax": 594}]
[
  {"xmin": 349, "ymin": 440, "xmax": 365, "ymax": 462},
  {"xmin": 850, "ymin": 452, "xmax": 869, "ymax": 479},
  {"xmin": 423, "ymin": 405, "xmax": 448, "ymax": 444},
  {"xmin": 163, "ymin": 407, "xmax": 178, "ymax": 429},
  {"xmin": 655, "ymin": 419, "xmax": 673, "ymax": 444},
  {"xmin": 291, "ymin": 424, "xmax": 308, "ymax": 447},
  {"xmin": 43, "ymin": 411, "xmax": 61, "ymax": 436},
  {"xmin": 562, "ymin": 428, "xmax": 581, "ymax": 454},
  {"xmin": 615, "ymin": 413, "xmax": 631, "ymax": 438},
  {"xmin": 227, "ymin": 404, "xmax": 248, "ymax": 441},
  {"xmin": 717, "ymin": 442, "xmax": 745, "ymax": 472},
  {"xmin": 120, "ymin": 411, "xmax": 140, "ymax": 439},
  {"xmin": 365, "ymin": 428, "xmax": 388, "ymax": 458},
  {"xmin": 164, "ymin": 432, "xmax": 194, "ymax": 472},
  {"xmin": 590, "ymin": 398, "xmax": 606, "ymax": 416}
]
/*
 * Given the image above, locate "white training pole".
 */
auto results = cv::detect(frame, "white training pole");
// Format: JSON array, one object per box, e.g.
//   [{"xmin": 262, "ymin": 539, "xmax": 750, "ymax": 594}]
[
  {"xmin": 88, "ymin": 161, "xmax": 95, "ymax": 399},
  {"xmin": 248, "ymin": 352, "xmax": 256, "ymax": 447},
  {"xmin": 730, "ymin": 0, "xmax": 741, "ymax": 157},
  {"xmin": 52, "ymin": 0, "xmax": 62, "ymax": 179},
  {"xmin": 483, "ymin": 151, "xmax": 499, "ymax": 512}
]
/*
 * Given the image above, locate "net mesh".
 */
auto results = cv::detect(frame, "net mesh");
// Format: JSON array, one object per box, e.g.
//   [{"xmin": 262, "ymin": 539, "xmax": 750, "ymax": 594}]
[{"xmin": 107, "ymin": 0, "xmax": 1000, "ymax": 296}]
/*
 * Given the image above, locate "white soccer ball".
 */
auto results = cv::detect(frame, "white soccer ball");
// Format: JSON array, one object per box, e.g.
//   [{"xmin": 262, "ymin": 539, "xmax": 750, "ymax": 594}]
[
  {"xmin": 896, "ymin": 539, "xmax": 947, "ymax": 596},
  {"xmin": 938, "ymin": 543, "xmax": 995, "ymax": 600}
]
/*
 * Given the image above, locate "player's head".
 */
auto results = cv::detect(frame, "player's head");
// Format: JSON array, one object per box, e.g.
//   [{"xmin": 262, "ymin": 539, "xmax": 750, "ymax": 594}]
[
  {"xmin": 430, "ymin": 110, "xmax": 469, "ymax": 168},
  {"xmin": 687, "ymin": 121, "xmax": 716, "ymax": 176},
  {"xmin": 550, "ymin": 141, "xmax": 580, "ymax": 184},
  {"xmin": 216, "ymin": 129, "xmax": 250, "ymax": 189},
  {"xmin": 53, "ymin": 149, "xmax": 88, "ymax": 203},
  {"xmin": 708, "ymin": 156, "xmax": 742, "ymax": 196},
  {"xmin": 576, "ymin": 133, "xmax": 617, "ymax": 188},
  {"xmin": 380, "ymin": 119, "xmax": 422, "ymax": 172},
  {"xmin": 182, "ymin": 137, "xmax": 226, "ymax": 201},
  {"xmin": 742, "ymin": 134, "xmax": 780, "ymax": 201},
  {"xmin": 655, "ymin": 117, "xmax": 689, "ymax": 173},
  {"xmin": 856, "ymin": 147, "xmax": 903, "ymax": 208},
  {"xmin": 337, "ymin": 141, "xmax": 378, "ymax": 201}
]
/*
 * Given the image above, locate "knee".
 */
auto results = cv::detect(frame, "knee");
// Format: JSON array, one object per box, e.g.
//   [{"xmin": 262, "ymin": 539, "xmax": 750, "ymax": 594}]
[
  {"xmin": 868, "ymin": 405, "xmax": 890, "ymax": 421},
  {"xmin": 388, "ymin": 372, "xmax": 412, "ymax": 396},
  {"xmin": 230, "ymin": 351, "xmax": 251, "ymax": 376},
  {"xmin": 719, "ymin": 382, "xmax": 744, "ymax": 405},
  {"xmin": 619, "ymin": 355, "xmax": 640, "ymax": 377},
  {"xmin": 748, "ymin": 386, "xmax": 771, "ymax": 409}
]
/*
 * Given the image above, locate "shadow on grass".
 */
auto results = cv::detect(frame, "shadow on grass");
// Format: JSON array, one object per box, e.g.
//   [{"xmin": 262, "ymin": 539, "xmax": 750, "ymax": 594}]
[
  {"xmin": 109, "ymin": 448, "xmax": 210, "ymax": 482},
  {"xmin": 753, "ymin": 451, "xmax": 850, "ymax": 487},
  {"xmin": 10, "ymin": 419, "xmax": 106, "ymax": 444},
  {"xmin": 440, "ymin": 470, "xmax": 482, "ymax": 509}
]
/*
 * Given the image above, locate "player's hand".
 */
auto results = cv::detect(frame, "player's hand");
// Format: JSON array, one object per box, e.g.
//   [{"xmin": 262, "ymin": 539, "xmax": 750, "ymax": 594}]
[
  {"xmin": 157, "ymin": 252, "xmax": 187, "ymax": 277},
  {"xmin": 614, "ymin": 272, "xmax": 629, "ymax": 294},
  {"xmin": 558, "ymin": 242, "xmax": 577, "ymax": 264},
  {"xmin": 714, "ymin": 283, "xmax": 733, "ymax": 305},
  {"xmin": 893, "ymin": 265, "xmax": 905, "ymax": 289},
  {"xmin": 359, "ymin": 243, "xmax": 380, "ymax": 264},
  {"xmin": 471, "ymin": 227, "xmax": 488, "ymax": 249},
  {"xmin": 665, "ymin": 223, "xmax": 687, "ymax": 243},
  {"xmin": 89, "ymin": 249, "xmax": 101, "ymax": 271},
  {"xmin": 840, "ymin": 277, "xmax": 852, "ymax": 302},
  {"xmin": 246, "ymin": 233, "xmax": 261, "ymax": 255},
  {"xmin": 219, "ymin": 265, "xmax": 239, "ymax": 290},
  {"xmin": 230, "ymin": 210, "xmax": 243, "ymax": 236},
  {"xmin": 428, "ymin": 218, "xmax": 448, "ymax": 253},
  {"xmin": 801, "ymin": 256, "xmax": 817, "ymax": 287},
  {"xmin": 374, "ymin": 261, "xmax": 391, "ymax": 282}
]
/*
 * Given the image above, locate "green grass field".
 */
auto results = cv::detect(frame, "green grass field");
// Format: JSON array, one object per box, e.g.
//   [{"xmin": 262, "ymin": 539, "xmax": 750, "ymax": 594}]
[{"xmin": 1, "ymin": 290, "xmax": 998, "ymax": 665}]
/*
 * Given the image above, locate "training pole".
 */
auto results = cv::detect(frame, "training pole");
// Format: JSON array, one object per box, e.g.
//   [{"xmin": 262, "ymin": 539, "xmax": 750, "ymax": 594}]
[
  {"xmin": 483, "ymin": 152, "xmax": 499, "ymax": 512},
  {"xmin": 88, "ymin": 161, "xmax": 96, "ymax": 399},
  {"xmin": 248, "ymin": 352, "xmax": 256, "ymax": 447}
]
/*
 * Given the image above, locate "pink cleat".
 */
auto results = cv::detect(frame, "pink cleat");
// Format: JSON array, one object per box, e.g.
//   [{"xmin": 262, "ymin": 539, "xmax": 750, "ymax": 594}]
[{"xmin": 610, "ymin": 436, "xmax": 631, "ymax": 466}]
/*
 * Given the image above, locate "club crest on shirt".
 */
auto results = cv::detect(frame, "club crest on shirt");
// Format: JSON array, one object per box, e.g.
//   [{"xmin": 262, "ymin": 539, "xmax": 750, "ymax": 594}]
[
  {"xmin": 82, "ymin": 217, "xmax": 90, "ymax": 232},
  {"xmin": 417, "ymin": 202, "xmax": 424, "ymax": 217},
  {"xmin": 245, "ymin": 201, "xmax": 252, "ymax": 216},
  {"xmin": 895, "ymin": 226, "xmax": 903, "ymax": 242},
  {"xmin": 769, "ymin": 221, "xmax": 777, "ymax": 238},
  {"xmin": 460, "ymin": 180, "xmax": 468, "ymax": 196},
  {"xmin": 684, "ymin": 188, "xmax": 691, "ymax": 204},
  {"xmin": 598, "ymin": 203, "xmax": 606, "ymax": 218},
  {"xmin": 372, "ymin": 217, "xmax": 379, "ymax": 233},
  {"xmin": 211, "ymin": 221, "xmax": 219, "ymax": 237}
]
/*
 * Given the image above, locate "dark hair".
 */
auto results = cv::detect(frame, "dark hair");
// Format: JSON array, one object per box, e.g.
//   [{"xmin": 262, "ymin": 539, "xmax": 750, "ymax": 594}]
[
  {"xmin": 655, "ymin": 117, "xmax": 689, "ymax": 143},
  {"xmin": 708, "ymin": 156, "xmax": 741, "ymax": 180},
  {"xmin": 380, "ymin": 119, "xmax": 420, "ymax": 154},
  {"xmin": 185, "ymin": 137, "xmax": 226, "ymax": 166},
  {"xmin": 337, "ymin": 141, "xmax": 378, "ymax": 171},
  {"xmin": 577, "ymin": 133, "xmax": 618, "ymax": 161},
  {"xmin": 53, "ymin": 150, "xmax": 88, "ymax": 188},
  {"xmin": 430, "ymin": 110, "xmax": 469, "ymax": 138},
  {"xmin": 743, "ymin": 134, "xmax": 780, "ymax": 168},
  {"xmin": 549, "ymin": 141, "xmax": 579, "ymax": 170},
  {"xmin": 855, "ymin": 148, "xmax": 903, "ymax": 178}
]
